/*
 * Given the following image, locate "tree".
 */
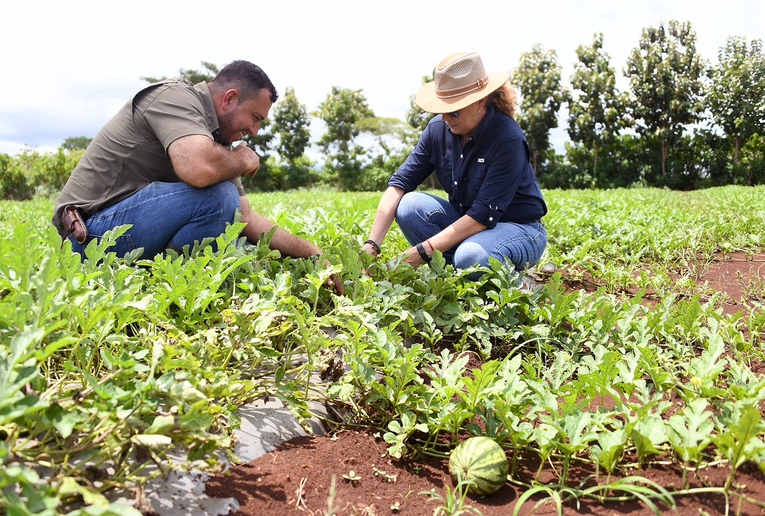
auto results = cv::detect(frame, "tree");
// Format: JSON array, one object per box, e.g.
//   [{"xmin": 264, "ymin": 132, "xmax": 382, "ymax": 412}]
[
  {"xmin": 315, "ymin": 86, "xmax": 374, "ymax": 190},
  {"xmin": 140, "ymin": 61, "xmax": 220, "ymax": 84},
  {"xmin": 624, "ymin": 20, "xmax": 706, "ymax": 181},
  {"xmin": 269, "ymin": 87, "xmax": 314, "ymax": 189},
  {"xmin": 567, "ymin": 33, "xmax": 628, "ymax": 182},
  {"xmin": 405, "ymin": 73, "xmax": 434, "ymax": 137},
  {"xmin": 272, "ymin": 87, "xmax": 311, "ymax": 163},
  {"xmin": 355, "ymin": 117, "xmax": 416, "ymax": 191},
  {"xmin": 403, "ymin": 72, "xmax": 441, "ymax": 189},
  {"xmin": 706, "ymin": 36, "xmax": 765, "ymax": 171},
  {"xmin": 739, "ymin": 134, "xmax": 765, "ymax": 185},
  {"xmin": 61, "ymin": 136, "xmax": 92, "ymax": 151},
  {"xmin": 511, "ymin": 43, "xmax": 569, "ymax": 175}
]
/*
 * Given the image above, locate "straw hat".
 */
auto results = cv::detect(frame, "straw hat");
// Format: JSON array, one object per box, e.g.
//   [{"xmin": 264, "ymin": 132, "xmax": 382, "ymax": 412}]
[{"xmin": 415, "ymin": 52, "xmax": 509, "ymax": 113}]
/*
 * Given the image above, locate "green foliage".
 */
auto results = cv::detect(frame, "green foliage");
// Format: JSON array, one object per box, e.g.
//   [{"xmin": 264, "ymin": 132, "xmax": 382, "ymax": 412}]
[
  {"xmin": 421, "ymin": 475, "xmax": 485, "ymax": 516},
  {"xmin": 406, "ymin": 72, "xmax": 434, "ymax": 136},
  {"xmin": 625, "ymin": 20, "xmax": 706, "ymax": 180},
  {"xmin": 738, "ymin": 133, "xmax": 765, "ymax": 186},
  {"xmin": 272, "ymin": 86, "xmax": 312, "ymax": 163},
  {"xmin": 0, "ymin": 148, "xmax": 83, "ymax": 200},
  {"xmin": 61, "ymin": 136, "xmax": 92, "ymax": 151},
  {"xmin": 315, "ymin": 86, "xmax": 375, "ymax": 191},
  {"xmin": 567, "ymin": 32, "xmax": 629, "ymax": 183},
  {"xmin": 141, "ymin": 61, "xmax": 219, "ymax": 84},
  {"xmin": 0, "ymin": 152, "xmax": 32, "ymax": 200},
  {"xmin": 706, "ymin": 37, "xmax": 765, "ymax": 167},
  {"xmin": 3, "ymin": 158, "xmax": 765, "ymax": 513},
  {"xmin": 512, "ymin": 43, "xmax": 569, "ymax": 175},
  {"xmin": 352, "ymin": 117, "xmax": 413, "ymax": 191}
]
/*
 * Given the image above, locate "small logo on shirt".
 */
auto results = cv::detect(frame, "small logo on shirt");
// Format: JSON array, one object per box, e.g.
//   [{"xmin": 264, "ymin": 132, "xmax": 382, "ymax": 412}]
[{"xmin": 478, "ymin": 158, "xmax": 485, "ymax": 163}]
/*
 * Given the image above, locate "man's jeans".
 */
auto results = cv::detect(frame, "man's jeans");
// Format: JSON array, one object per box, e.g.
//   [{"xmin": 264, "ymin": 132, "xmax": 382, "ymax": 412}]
[
  {"xmin": 69, "ymin": 181, "xmax": 241, "ymax": 259},
  {"xmin": 396, "ymin": 192, "xmax": 547, "ymax": 272}
]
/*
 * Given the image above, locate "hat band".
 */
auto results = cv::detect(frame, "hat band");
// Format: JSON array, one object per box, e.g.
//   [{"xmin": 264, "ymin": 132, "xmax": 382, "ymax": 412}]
[{"xmin": 435, "ymin": 75, "xmax": 489, "ymax": 99}]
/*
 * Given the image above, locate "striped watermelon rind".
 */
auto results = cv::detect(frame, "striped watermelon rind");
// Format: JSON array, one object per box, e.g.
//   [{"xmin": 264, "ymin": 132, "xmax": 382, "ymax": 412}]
[{"xmin": 448, "ymin": 436, "xmax": 508, "ymax": 496}]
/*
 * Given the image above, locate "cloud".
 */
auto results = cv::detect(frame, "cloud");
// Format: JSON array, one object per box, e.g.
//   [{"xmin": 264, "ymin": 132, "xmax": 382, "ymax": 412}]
[{"xmin": 1, "ymin": 0, "xmax": 762, "ymax": 156}]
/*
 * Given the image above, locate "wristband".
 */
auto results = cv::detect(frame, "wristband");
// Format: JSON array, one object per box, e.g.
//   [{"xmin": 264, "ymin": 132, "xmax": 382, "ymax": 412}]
[
  {"xmin": 426, "ymin": 239, "xmax": 435, "ymax": 252},
  {"xmin": 415, "ymin": 242, "xmax": 431, "ymax": 264},
  {"xmin": 364, "ymin": 239, "xmax": 381, "ymax": 255}
]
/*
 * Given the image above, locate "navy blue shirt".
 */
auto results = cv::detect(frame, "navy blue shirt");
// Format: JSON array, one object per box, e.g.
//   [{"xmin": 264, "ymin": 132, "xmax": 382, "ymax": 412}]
[{"xmin": 388, "ymin": 107, "xmax": 547, "ymax": 228}]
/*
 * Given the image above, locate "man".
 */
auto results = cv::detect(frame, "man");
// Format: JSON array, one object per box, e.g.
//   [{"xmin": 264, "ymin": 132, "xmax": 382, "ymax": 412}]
[{"xmin": 53, "ymin": 60, "xmax": 340, "ymax": 291}]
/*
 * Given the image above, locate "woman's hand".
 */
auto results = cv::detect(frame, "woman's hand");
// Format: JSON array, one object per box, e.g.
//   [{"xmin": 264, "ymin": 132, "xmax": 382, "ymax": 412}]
[
  {"xmin": 401, "ymin": 247, "xmax": 423, "ymax": 268},
  {"xmin": 362, "ymin": 240, "xmax": 381, "ymax": 258},
  {"xmin": 401, "ymin": 242, "xmax": 432, "ymax": 269}
]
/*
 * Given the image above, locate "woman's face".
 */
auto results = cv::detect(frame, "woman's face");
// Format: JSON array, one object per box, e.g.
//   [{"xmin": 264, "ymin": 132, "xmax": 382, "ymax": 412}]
[{"xmin": 441, "ymin": 98, "xmax": 487, "ymax": 138}]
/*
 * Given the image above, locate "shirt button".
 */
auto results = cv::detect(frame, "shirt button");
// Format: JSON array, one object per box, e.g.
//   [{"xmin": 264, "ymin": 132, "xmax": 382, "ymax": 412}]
[
  {"xmin": 489, "ymin": 217, "xmax": 494, "ymax": 221},
  {"xmin": 453, "ymin": 181, "xmax": 458, "ymax": 185}
]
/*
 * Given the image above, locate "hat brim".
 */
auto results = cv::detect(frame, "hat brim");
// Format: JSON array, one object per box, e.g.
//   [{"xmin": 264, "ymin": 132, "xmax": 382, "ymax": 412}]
[{"xmin": 415, "ymin": 71, "xmax": 510, "ymax": 113}]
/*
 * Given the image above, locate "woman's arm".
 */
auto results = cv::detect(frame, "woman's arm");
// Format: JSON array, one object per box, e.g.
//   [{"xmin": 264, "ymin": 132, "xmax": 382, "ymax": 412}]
[
  {"xmin": 362, "ymin": 186, "xmax": 406, "ymax": 257},
  {"xmin": 401, "ymin": 214, "xmax": 486, "ymax": 268}
]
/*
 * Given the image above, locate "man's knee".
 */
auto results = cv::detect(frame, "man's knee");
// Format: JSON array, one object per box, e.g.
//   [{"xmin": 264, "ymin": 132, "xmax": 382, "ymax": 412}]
[{"xmin": 209, "ymin": 181, "xmax": 241, "ymax": 214}]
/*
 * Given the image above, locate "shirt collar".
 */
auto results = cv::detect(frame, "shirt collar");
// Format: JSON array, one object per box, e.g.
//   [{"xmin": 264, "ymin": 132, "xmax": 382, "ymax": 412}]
[
  {"xmin": 194, "ymin": 81, "xmax": 221, "ymax": 143},
  {"xmin": 470, "ymin": 104, "xmax": 497, "ymax": 141},
  {"xmin": 443, "ymin": 104, "xmax": 497, "ymax": 143}
]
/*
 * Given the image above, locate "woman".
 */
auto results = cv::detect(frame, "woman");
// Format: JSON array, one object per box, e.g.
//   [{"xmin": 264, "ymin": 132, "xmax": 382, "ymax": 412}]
[{"xmin": 362, "ymin": 52, "xmax": 547, "ymax": 278}]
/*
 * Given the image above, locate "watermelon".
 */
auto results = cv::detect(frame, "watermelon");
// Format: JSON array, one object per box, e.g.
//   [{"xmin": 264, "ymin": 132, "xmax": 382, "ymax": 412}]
[{"xmin": 448, "ymin": 436, "xmax": 508, "ymax": 496}]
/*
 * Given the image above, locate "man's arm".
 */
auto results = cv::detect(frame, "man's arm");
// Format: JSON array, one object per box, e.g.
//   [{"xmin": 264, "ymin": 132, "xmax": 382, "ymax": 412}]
[
  {"xmin": 238, "ymin": 195, "xmax": 322, "ymax": 259},
  {"xmin": 168, "ymin": 135, "xmax": 260, "ymax": 188},
  {"xmin": 238, "ymin": 195, "xmax": 344, "ymax": 295}
]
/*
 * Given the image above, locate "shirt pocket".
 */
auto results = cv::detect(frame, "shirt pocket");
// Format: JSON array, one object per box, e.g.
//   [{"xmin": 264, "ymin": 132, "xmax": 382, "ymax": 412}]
[
  {"xmin": 438, "ymin": 156, "xmax": 453, "ymax": 192},
  {"xmin": 465, "ymin": 163, "xmax": 488, "ymax": 202}
]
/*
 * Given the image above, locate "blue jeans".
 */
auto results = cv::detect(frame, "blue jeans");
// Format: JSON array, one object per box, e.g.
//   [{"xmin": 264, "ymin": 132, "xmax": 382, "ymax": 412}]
[
  {"xmin": 69, "ymin": 181, "xmax": 241, "ymax": 258},
  {"xmin": 396, "ymin": 192, "xmax": 546, "ymax": 272}
]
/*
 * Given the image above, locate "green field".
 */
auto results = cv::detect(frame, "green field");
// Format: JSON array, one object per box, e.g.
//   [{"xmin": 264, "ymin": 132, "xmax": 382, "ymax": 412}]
[{"xmin": 1, "ymin": 186, "xmax": 764, "ymax": 514}]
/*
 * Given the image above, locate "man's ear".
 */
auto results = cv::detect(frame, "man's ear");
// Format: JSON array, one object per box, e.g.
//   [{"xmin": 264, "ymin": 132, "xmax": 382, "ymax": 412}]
[{"xmin": 221, "ymin": 89, "xmax": 239, "ymax": 111}]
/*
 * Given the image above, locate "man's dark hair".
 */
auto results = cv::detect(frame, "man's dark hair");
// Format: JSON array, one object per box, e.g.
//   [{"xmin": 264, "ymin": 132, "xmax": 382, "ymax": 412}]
[{"xmin": 212, "ymin": 60, "xmax": 278, "ymax": 103}]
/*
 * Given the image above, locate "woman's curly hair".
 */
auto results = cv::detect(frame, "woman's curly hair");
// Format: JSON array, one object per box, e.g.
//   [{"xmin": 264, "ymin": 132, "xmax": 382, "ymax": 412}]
[{"xmin": 486, "ymin": 83, "xmax": 518, "ymax": 119}]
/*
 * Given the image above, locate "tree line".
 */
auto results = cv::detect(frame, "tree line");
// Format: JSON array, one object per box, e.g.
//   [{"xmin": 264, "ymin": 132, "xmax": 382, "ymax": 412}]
[
  {"xmin": 146, "ymin": 21, "xmax": 765, "ymax": 192},
  {"xmin": 1, "ymin": 19, "xmax": 763, "ymax": 199}
]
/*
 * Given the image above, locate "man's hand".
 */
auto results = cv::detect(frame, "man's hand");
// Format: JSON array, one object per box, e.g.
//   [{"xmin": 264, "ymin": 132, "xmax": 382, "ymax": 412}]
[
  {"xmin": 326, "ymin": 268, "xmax": 345, "ymax": 296},
  {"xmin": 232, "ymin": 143, "xmax": 260, "ymax": 178}
]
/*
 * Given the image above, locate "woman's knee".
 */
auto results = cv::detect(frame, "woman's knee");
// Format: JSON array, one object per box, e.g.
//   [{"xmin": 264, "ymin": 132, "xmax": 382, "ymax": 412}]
[
  {"xmin": 396, "ymin": 192, "xmax": 428, "ymax": 220},
  {"xmin": 454, "ymin": 241, "xmax": 490, "ymax": 269}
]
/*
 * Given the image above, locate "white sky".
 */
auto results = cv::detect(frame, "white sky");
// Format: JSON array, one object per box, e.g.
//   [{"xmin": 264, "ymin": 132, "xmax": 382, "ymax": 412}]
[{"xmin": 1, "ymin": 0, "xmax": 762, "ymax": 156}]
